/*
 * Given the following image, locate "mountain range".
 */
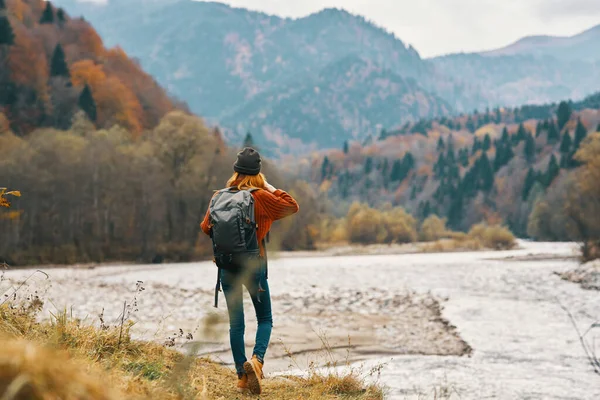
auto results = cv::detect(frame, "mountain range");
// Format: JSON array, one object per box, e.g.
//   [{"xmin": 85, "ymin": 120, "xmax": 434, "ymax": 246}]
[{"xmin": 53, "ymin": 0, "xmax": 600, "ymax": 154}]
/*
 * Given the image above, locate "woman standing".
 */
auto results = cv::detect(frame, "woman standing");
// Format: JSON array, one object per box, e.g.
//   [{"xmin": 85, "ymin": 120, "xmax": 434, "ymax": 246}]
[{"xmin": 201, "ymin": 147, "xmax": 299, "ymax": 395}]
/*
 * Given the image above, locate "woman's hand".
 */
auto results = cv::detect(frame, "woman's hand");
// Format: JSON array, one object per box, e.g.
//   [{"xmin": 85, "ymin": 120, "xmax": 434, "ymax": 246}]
[{"xmin": 264, "ymin": 181, "xmax": 277, "ymax": 193}]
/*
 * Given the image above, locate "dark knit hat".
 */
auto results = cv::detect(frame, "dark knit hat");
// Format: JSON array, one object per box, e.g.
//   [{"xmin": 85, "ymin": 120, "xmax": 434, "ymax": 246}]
[{"xmin": 234, "ymin": 147, "xmax": 262, "ymax": 175}]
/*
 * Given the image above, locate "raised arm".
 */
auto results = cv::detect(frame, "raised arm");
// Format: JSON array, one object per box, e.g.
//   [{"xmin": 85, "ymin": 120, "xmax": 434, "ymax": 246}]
[{"xmin": 258, "ymin": 188, "xmax": 299, "ymax": 221}]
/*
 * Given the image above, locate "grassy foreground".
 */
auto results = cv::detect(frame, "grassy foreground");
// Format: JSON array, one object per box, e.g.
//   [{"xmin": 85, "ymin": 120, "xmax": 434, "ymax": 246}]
[{"xmin": 0, "ymin": 302, "xmax": 383, "ymax": 400}]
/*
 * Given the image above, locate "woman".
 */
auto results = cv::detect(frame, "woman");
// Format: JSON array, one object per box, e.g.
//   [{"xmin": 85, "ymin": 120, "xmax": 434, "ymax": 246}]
[{"xmin": 201, "ymin": 147, "xmax": 299, "ymax": 395}]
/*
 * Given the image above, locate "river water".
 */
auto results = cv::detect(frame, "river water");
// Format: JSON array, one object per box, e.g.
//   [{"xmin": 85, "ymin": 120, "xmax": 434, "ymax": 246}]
[{"xmin": 2, "ymin": 241, "xmax": 598, "ymax": 399}]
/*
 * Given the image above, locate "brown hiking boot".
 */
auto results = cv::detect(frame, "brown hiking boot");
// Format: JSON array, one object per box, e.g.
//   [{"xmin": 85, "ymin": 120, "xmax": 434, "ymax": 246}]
[
  {"xmin": 236, "ymin": 374, "xmax": 248, "ymax": 393},
  {"xmin": 243, "ymin": 355, "xmax": 264, "ymax": 395}
]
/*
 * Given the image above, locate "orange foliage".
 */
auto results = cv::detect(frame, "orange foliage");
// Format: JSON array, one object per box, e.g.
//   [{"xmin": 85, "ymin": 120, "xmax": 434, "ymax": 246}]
[
  {"xmin": 2, "ymin": 0, "xmax": 177, "ymax": 136},
  {"xmin": 62, "ymin": 20, "xmax": 105, "ymax": 62},
  {"xmin": 104, "ymin": 47, "xmax": 174, "ymax": 129},
  {"xmin": 8, "ymin": 23, "xmax": 49, "ymax": 102},
  {"xmin": 71, "ymin": 60, "xmax": 143, "ymax": 133}
]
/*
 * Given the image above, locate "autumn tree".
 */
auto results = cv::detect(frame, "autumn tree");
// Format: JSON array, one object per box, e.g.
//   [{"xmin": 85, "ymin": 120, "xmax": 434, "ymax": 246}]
[
  {"xmin": 40, "ymin": 2, "xmax": 54, "ymax": 24},
  {"xmin": 78, "ymin": 84, "xmax": 96, "ymax": 122},
  {"xmin": 556, "ymin": 101, "xmax": 572, "ymax": 131},
  {"xmin": 50, "ymin": 44, "xmax": 70, "ymax": 78},
  {"xmin": 0, "ymin": 16, "xmax": 13, "ymax": 46}
]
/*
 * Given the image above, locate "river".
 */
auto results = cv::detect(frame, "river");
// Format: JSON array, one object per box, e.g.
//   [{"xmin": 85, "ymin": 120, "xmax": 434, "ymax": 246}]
[{"xmin": 2, "ymin": 241, "xmax": 598, "ymax": 399}]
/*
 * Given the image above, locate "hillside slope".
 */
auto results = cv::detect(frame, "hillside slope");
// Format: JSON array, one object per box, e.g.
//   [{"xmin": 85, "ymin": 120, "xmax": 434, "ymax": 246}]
[
  {"xmin": 298, "ymin": 93, "xmax": 600, "ymax": 237},
  {"xmin": 482, "ymin": 24, "xmax": 600, "ymax": 62},
  {"xmin": 0, "ymin": 0, "xmax": 177, "ymax": 135}
]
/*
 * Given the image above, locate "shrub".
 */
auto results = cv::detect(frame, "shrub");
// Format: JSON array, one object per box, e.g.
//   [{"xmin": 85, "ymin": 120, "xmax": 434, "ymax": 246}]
[
  {"xmin": 467, "ymin": 223, "xmax": 516, "ymax": 250},
  {"xmin": 420, "ymin": 215, "xmax": 449, "ymax": 242}
]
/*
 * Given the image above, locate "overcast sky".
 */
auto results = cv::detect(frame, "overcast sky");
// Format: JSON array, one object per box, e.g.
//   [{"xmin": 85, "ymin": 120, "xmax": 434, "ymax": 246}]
[
  {"xmin": 84, "ymin": 0, "xmax": 600, "ymax": 57},
  {"xmin": 196, "ymin": 0, "xmax": 600, "ymax": 57}
]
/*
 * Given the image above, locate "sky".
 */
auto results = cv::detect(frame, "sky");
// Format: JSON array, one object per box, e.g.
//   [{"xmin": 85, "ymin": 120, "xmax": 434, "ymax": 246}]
[
  {"xmin": 197, "ymin": 0, "xmax": 600, "ymax": 57},
  {"xmin": 83, "ymin": 0, "xmax": 600, "ymax": 58}
]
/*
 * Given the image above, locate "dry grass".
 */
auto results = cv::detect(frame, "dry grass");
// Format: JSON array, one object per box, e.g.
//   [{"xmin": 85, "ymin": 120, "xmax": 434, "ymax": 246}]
[
  {"xmin": 0, "ymin": 300, "xmax": 383, "ymax": 400},
  {"xmin": 420, "ymin": 223, "xmax": 516, "ymax": 253}
]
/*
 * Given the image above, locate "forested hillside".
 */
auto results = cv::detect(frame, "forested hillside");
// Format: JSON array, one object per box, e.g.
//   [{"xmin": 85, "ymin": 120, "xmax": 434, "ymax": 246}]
[
  {"xmin": 0, "ymin": 0, "xmax": 177, "ymax": 136},
  {"xmin": 51, "ymin": 0, "xmax": 600, "ymax": 154},
  {"xmin": 0, "ymin": 0, "xmax": 320, "ymax": 266},
  {"xmin": 299, "ymin": 93, "xmax": 600, "ymax": 241}
]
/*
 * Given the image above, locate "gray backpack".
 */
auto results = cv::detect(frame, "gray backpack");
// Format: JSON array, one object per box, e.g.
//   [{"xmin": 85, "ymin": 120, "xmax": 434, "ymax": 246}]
[{"xmin": 209, "ymin": 187, "xmax": 262, "ymax": 307}]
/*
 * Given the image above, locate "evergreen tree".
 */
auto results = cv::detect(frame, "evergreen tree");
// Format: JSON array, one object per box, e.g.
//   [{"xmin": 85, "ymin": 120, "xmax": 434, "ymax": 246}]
[
  {"xmin": 515, "ymin": 123, "xmax": 527, "ymax": 143},
  {"xmin": 50, "ymin": 44, "xmax": 70, "ymax": 77},
  {"xmin": 437, "ymin": 136, "xmax": 445, "ymax": 151},
  {"xmin": 495, "ymin": 108, "xmax": 502, "ymax": 124},
  {"xmin": 559, "ymin": 132, "xmax": 572, "ymax": 154},
  {"xmin": 547, "ymin": 121, "xmax": 559, "ymax": 144},
  {"xmin": 403, "ymin": 152, "xmax": 415, "ymax": 171},
  {"xmin": 40, "ymin": 1, "xmax": 54, "ymax": 24},
  {"xmin": 390, "ymin": 160, "xmax": 403, "ymax": 182},
  {"xmin": 556, "ymin": 101, "xmax": 572, "ymax": 131},
  {"xmin": 494, "ymin": 141, "xmax": 514, "ymax": 171},
  {"xmin": 524, "ymin": 133, "xmax": 536, "ymax": 164},
  {"xmin": 0, "ymin": 0, "xmax": 6, "ymax": 10},
  {"xmin": 544, "ymin": 155, "xmax": 560, "ymax": 187},
  {"xmin": 482, "ymin": 134, "xmax": 491, "ymax": 152},
  {"xmin": 379, "ymin": 128, "xmax": 388, "ymax": 140},
  {"xmin": 478, "ymin": 153, "xmax": 495, "ymax": 192},
  {"xmin": 597, "ymin": 123, "xmax": 600, "ymax": 133},
  {"xmin": 522, "ymin": 168, "xmax": 536, "ymax": 201},
  {"xmin": 343, "ymin": 140, "xmax": 349, "ymax": 154},
  {"xmin": 573, "ymin": 118, "xmax": 587, "ymax": 149},
  {"xmin": 434, "ymin": 153, "xmax": 446, "ymax": 179},
  {"xmin": 446, "ymin": 135, "xmax": 455, "ymax": 160},
  {"xmin": 472, "ymin": 137, "xmax": 481, "ymax": 154},
  {"xmin": 321, "ymin": 156, "xmax": 330, "ymax": 180},
  {"xmin": 78, "ymin": 84, "xmax": 97, "ymax": 122},
  {"xmin": 242, "ymin": 132, "xmax": 255, "ymax": 149},
  {"xmin": 459, "ymin": 148, "xmax": 469, "ymax": 167},
  {"xmin": 0, "ymin": 16, "xmax": 14, "ymax": 46},
  {"xmin": 364, "ymin": 157, "xmax": 373, "ymax": 174},
  {"xmin": 501, "ymin": 127, "xmax": 509, "ymax": 143},
  {"xmin": 57, "ymin": 8, "xmax": 66, "ymax": 24},
  {"xmin": 466, "ymin": 116, "xmax": 475, "ymax": 133},
  {"xmin": 535, "ymin": 122, "xmax": 543, "ymax": 138}
]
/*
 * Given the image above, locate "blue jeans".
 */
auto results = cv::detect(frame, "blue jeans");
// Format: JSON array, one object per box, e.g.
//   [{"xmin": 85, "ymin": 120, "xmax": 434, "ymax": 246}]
[{"xmin": 220, "ymin": 265, "xmax": 272, "ymax": 376}]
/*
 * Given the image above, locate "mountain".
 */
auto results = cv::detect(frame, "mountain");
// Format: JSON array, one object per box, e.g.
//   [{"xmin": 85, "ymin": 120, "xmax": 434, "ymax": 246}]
[
  {"xmin": 481, "ymin": 24, "xmax": 600, "ymax": 62},
  {"xmin": 430, "ymin": 25, "xmax": 600, "ymax": 110},
  {"xmin": 0, "ymin": 0, "xmax": 178, "ymax": 135},
  {"xmin": 52, "ymin": 0, "xmax": 600, "ymax": 153},
  {"xmin": 52, "ymin": 0, "xmax": 457, "ymax": 151},
  {"xmin": 222, "ymin": 56, "xmax": 451, "ymax": 153}
]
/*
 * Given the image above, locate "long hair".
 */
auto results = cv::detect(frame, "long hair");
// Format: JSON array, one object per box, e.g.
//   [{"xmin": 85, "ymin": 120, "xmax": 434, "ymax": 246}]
[{"xmin": 226, "ymin": 172, "xmax": 266, "ymax": 191}]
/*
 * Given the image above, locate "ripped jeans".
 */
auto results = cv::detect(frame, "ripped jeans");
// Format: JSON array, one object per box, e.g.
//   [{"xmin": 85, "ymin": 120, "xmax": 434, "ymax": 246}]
[{"xmin": 220, "ymin": 265, "xmax": 272, "ymax": 377}]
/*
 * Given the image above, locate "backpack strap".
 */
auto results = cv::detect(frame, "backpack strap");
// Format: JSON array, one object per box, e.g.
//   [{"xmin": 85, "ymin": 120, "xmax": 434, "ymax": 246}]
[{"xmin": 214, "ymin": 267, "xmax": 221, "ymax": 308}]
